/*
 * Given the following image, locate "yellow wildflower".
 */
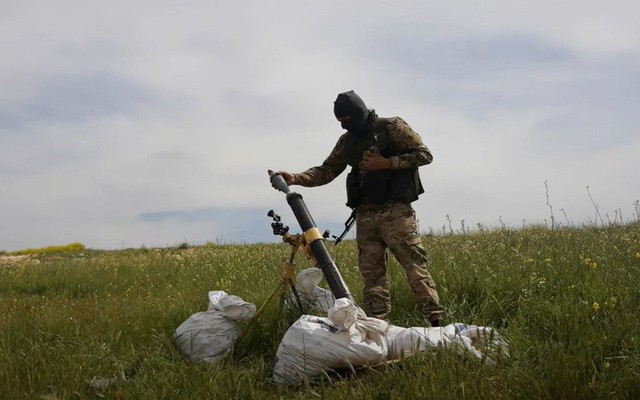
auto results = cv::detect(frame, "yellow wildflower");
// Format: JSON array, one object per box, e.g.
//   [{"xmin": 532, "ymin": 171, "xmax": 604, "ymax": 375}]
[
  {"xmin": 592, "ymin": 302, "xmax": 600, "ymax": 313},
  {"xmin": 590, "ymin": 262, "xmax": 598, "ymax": 270},
  {"xmin": 636, "ymin": 252, "xmax": 640, "ymax": 259},
  {"xmin": 544, "ymin": 258, "xmax": 552, "ymax": 264}
]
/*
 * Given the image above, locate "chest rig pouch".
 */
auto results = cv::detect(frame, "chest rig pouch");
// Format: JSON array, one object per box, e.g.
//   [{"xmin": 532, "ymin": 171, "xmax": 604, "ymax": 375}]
[{"xmin": 344, "ymin": 123, "xmax": 424, "ymax": 208}]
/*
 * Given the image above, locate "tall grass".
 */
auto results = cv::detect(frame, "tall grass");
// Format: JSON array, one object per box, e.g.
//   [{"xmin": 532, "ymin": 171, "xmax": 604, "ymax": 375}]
[{"xmin": 1, "ymin": 224, "xmax": 639, "ymax": 399}]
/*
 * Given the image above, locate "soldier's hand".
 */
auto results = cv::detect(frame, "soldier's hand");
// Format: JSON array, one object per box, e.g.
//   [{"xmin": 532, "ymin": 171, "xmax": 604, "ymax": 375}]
[
  {"xmin": 277, "ymin": 171, "xmax": 297, "ymax": 185},
  {"xmin": 362, "ymin": 150, "xmax": 392, "ymax": 172}
]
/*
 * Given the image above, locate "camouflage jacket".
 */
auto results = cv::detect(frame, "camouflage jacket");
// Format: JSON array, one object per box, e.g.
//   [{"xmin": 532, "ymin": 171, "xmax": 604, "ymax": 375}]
[{"xmin": 295, "ymin": 116, "xmax": 433, "ymax": 187}]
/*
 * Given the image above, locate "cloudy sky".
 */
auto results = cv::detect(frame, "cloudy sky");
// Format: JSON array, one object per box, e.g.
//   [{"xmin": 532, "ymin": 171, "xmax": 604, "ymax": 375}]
[{"xmin": 1, "ymin": 1, "xmax": 639, "ymax": 251}]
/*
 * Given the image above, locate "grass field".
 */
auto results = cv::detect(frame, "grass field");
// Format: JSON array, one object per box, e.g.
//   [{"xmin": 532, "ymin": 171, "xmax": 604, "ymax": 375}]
[{"xmin": 1, "ymin": 223, "xmax": 640, "ymax": 399}]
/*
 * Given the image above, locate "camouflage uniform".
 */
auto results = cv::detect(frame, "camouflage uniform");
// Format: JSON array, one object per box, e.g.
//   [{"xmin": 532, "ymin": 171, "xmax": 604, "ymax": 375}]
[{"xmin": 294, "ymin": 116, "xmax": 444, "ymax": 322}]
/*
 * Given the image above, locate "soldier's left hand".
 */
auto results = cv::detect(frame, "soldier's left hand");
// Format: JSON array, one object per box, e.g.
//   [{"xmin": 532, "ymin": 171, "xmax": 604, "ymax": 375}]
[{"xmin": 362, "ymin": 149, "xmax": 392, "ymax": 172}]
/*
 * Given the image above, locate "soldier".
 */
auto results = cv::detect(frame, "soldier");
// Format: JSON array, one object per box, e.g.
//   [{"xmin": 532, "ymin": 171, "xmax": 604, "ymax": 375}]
[{"xmin": 276, "ymin": 90, "xmax": 444, "ymax": 327}]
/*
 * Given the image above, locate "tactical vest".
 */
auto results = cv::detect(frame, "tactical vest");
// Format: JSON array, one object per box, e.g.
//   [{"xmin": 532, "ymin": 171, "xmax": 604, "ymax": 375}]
[{"xmin": 344, "ymin": 118, "xmax": 424, "ymax": 208}]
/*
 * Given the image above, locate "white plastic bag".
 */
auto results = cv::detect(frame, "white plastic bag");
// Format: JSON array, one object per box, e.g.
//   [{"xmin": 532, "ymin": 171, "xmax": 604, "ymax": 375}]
[{"xmin": 273, "ymin": 298, "xmax": 388, "ymax": 385}]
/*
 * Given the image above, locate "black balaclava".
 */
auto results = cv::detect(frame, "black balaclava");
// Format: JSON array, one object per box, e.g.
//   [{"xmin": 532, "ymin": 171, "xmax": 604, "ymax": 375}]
[{"xmin": 333, "ymin": 90, "xmax": 370, "ymax": 136}]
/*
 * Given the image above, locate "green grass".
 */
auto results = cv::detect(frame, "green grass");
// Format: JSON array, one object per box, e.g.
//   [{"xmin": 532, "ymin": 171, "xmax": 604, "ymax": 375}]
[{"xmin": 1, "ymin": 224, "xmax": 640, "ymax": 399}]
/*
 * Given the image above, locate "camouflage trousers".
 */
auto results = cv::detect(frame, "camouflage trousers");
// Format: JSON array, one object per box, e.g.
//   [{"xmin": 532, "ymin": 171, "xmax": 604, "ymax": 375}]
[{"xmin": 356, "ymin": 201, "xmax": 443, "ymax": 322}]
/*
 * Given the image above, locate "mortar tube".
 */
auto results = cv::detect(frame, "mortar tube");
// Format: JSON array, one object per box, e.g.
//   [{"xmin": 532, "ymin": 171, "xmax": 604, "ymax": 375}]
[{"xmin": 285, "ymin": 191, "xmax": 353, "ymax": 300}]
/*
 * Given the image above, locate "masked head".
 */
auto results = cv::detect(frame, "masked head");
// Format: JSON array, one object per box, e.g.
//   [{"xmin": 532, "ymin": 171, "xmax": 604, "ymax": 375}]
[{"xmin": 333, "ymin": 90, "xmax": 370, "ymax": 135}]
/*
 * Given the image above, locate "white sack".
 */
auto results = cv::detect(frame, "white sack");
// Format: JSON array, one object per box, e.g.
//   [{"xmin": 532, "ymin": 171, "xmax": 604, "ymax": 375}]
[
  {"xmin": 207, "ymin": 290, "xmax": 228, "ymax": 310},
  {"xmin": 309, "ymin": 287, "xmax": 335, "ymax": 312},
  {"xmin": 208, "ymin": 290, "xmax": 256, "ymax": 321},
  {"xmin": 386, "ymin": 322, "xmax": 507, "ymax": 362},
  {"xmin": 296, "ymin": 268, "xmax": 323, "ymax": 296},
  {"xmin": 175, "ymin": 291, "xmax": 256, "ymax": 363},
  {"xmin": 173, "ymin": 311, "xmax": 240, "ymax": 363},
  {"xmin": 273, "ymin": 298, "xmax": 388, "ymax": 385},
  {"xmin": 288, "ymin": 268, "xmax": 335, "ymax": 313},
  {"xmin": 455, "ymin": 323, "xmax": 508, "ymax": 360}
]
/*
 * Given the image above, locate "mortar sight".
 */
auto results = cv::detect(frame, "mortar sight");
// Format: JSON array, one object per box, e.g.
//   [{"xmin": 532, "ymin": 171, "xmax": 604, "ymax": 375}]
[{"xmin": 267, "ymin": 209, "xmax": 289, "ymax": 236}]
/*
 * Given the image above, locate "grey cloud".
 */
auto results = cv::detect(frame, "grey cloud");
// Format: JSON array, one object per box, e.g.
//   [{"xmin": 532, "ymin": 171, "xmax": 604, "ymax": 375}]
[
  {"xmin": 532, "ymin": 108, "xmax": 639, "ymax": 150},
  {"xmin": 0, "ymin": 72, "xmax": 157, "ymax": 130},
  {"xmin": 362, "ymin": 34, "xmax": 575, "ymax": 115},
  {"xmin": 139, "ymin": 207, "xmax": 282, "ymax": 243},
  {"xmin": 368, "ymin": 32, "xmax": 639, "ymax": 109},
  {"xmin": 366, "ymin": 31, "xmax": 640, "ymax": 148},
  {"xmin": 377, "ymin": 33, "xmax": 572, "ymax": 78}
]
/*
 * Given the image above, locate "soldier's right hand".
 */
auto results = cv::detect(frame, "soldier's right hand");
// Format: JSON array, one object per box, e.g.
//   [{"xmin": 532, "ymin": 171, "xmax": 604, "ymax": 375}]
[{"xmin": 277, "ymin": 171, "xmax": 297, "ymax": 185}]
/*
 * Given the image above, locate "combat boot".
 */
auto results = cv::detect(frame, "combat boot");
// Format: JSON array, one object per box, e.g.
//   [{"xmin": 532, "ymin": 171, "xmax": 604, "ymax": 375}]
[{"xmin": 421, "ymin": 302, "xmax": 445, "ymax": 327}]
